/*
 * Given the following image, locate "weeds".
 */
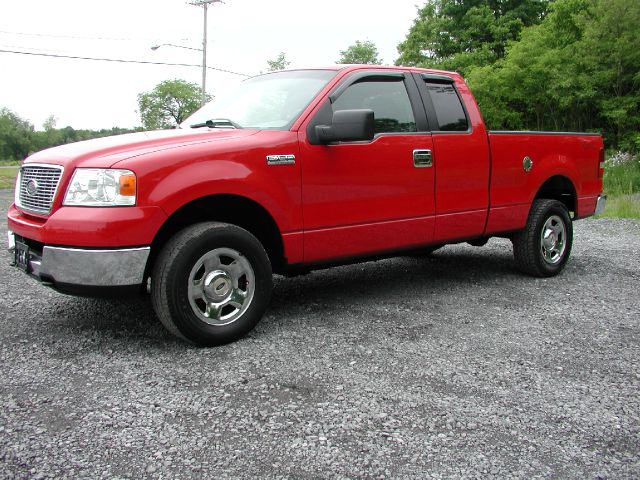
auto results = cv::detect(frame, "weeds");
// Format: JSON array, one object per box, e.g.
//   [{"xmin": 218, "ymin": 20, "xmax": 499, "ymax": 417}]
[
  {"xmin": 598, "ymin": 195, "xmax": 640, "ymax": 219},
  {"xmin": 597, "ymin": 151, "xmax": 640, "ymax": 218},
  {"xmin": 604, "ymin": 151, "xmax": 640, "ymax": 196}
]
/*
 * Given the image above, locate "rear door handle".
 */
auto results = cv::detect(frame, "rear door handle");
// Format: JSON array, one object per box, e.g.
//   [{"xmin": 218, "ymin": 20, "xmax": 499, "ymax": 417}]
[{"xmin": 413, "ymin": 149, "xmax": 433, "ymax": 168}]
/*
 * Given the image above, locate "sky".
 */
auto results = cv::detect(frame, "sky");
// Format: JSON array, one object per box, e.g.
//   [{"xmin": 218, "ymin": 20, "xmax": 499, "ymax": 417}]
[{"xmin": 0, "ymin": 0, "xmax": 420, "ymax": 131}]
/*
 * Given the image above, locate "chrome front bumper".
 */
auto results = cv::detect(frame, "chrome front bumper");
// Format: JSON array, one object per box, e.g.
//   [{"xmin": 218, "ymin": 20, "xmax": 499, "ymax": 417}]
[
  {"xmin": 594, "ymin": 195, "xmax": 607, "ymax": 216},
  {"xmin": 8, "ymin": 231, "xmax": 150, "ymax": 288}
]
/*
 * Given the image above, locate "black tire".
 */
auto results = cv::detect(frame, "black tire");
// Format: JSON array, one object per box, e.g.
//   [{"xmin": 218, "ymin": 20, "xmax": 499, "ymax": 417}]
[
  {"xmin": 151, "ymin": 222, "xmax": 272, "ymax": 346},
  {"xmin": 512, "ymin": 199, "xmax": 573, "ymax": 277}
]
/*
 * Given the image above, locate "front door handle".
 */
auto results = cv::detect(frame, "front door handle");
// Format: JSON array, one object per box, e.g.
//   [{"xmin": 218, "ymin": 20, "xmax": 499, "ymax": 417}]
[{"xmin": 413, "ymin": 149, "xmax": 433, "ymax": 168}]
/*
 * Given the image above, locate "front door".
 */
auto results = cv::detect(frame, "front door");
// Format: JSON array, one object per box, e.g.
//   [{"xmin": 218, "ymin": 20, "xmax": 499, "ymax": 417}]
[{"xmin": 298, "ymin": 72, "xmax": 436, "ymax": 263}]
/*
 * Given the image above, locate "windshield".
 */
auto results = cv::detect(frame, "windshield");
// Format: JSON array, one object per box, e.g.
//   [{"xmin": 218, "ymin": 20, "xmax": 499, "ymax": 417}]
[{"xmin": 182, "ymin": 70, "xmax": 337, "ymax": 130}]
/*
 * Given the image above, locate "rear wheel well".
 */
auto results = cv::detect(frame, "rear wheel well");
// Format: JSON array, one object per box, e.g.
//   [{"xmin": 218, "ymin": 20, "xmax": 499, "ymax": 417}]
[
  {"xmin": 534, "ymin": 176, "xmax": 576, "ymax": 216},
  {"xmin": 147, "ymin": 195, "xmax": 285, "ymax": 278}
]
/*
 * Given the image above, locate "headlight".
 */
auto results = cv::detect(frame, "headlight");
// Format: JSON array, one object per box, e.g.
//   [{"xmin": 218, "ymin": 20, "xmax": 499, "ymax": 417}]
[{"xmin": 63, "ymin": 169, "xmax": 136, "ymax": 206}]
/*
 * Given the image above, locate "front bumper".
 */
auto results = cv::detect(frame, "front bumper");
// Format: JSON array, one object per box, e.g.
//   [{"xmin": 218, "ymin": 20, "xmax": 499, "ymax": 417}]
[{"xmin": 8, "ymin": 231, "xmax": 150, "ymax": 293}]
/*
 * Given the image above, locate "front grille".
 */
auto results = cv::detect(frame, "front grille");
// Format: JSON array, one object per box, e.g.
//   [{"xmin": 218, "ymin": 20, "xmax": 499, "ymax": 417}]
[{"xmin": 16, "ymin": 164, "xmax": 64, "ymax": 215}]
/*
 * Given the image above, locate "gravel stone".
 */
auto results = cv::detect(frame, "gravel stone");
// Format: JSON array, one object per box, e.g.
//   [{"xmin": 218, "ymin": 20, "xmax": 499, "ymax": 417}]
[{"xmin": 0, "ymin": 189, "xmax": 639, "ymax": 478}]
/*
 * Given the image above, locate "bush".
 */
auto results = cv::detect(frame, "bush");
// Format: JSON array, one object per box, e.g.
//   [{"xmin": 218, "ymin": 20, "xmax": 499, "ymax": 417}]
[{"xmin": 604, "ymin": 151, "xmax": 640, "ymax": 196}]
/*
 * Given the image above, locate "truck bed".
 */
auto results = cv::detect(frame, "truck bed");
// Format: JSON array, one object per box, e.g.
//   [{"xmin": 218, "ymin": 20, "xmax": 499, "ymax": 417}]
[{"xmin": 485, "ymin": 131, "xmax": 603, "ymax": 234}]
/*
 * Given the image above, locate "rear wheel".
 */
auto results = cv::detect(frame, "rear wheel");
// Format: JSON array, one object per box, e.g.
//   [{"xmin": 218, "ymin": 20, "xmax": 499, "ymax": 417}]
[
  {"xmin": 512, "ymin": 199, "xmax": 573, "ymax": 277},
  {"xmin": 151, "ymin": 222, "xmax": 272, "ymax": 346}
]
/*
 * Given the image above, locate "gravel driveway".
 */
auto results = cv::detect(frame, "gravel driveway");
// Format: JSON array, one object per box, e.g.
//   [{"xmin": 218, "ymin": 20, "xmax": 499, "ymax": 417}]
[{"xmin": 1, "ymin": 188, "xmax": 638, "ymax": 479}]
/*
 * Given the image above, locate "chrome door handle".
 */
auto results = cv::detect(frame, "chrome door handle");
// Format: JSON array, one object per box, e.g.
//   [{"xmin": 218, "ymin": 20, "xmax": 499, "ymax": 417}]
[{"xmin": 413, "ymin": 149, "xmax": 433, "ymax": 168}]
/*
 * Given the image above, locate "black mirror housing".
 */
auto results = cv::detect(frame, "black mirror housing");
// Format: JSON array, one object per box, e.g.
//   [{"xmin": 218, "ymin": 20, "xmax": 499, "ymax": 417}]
[{"xmin": 315, "ymin": 109, "xmax": 374, "ymax": 144}]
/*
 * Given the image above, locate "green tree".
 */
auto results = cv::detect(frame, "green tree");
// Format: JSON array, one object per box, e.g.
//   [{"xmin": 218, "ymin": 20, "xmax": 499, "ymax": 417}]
[
  {"xmin": 0, "ymin": 108, "xmax": 34, "ymax": 161},
  {"xmin": 137, "ymin": 79, "xmax": 207, "ymax": 129},
  {"xmin": 467, "ymin": 0, "xmax": 594, "ymax": 131},
  {"xmin": 267, "ymin": 52, "xmax": 290, "ymax": 71},
  {"xmin": 466, "ymin": 0, "xmax": 640, "ymax": 151},
  {"xmin": 337, "ymin": 40, "xmax": 383, "ymax": 65},
  {"xmin": 34, "ymin": 114, "xmax": 63, "ymax": 151},
  {"xmin": 42, "ymin": 115, "xmax": 57, "ymax": 132},
  {"xmin": 575, "ymin": 0, "xmax": 640, "ymax": 149},
  {"xmin": 396, "ymin": 0, "xmax": 549, "ymax": 73}
]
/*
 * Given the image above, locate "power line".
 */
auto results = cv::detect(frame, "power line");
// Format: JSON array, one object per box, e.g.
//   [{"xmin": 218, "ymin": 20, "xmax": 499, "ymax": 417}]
[
  {"xmin": 0, "ymin": 49, "xmax": 252, "ymax": 77},
  {"xmin": 0, "ymin": 29, "xmax": 178, "ymax": 43},
  {"xmin": 0, "ymin": 43, "xmax": 69, "ymax": 54}
]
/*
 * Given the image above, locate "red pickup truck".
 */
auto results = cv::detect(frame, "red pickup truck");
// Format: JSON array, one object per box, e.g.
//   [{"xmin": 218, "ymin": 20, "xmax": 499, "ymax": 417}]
[{"xmin": 8, "ymin": 65, "xmax": 605, "ymax": 346}]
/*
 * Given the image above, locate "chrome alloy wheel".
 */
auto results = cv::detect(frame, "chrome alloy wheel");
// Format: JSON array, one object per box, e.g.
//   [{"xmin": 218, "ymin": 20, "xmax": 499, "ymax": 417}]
[
  {"xmin": 540, "ymin": 215, "xmax": 567, "ymax": 265},
  {"xmin": 187, "ymin": 248, "xmax": 255, "ymax": 326}
]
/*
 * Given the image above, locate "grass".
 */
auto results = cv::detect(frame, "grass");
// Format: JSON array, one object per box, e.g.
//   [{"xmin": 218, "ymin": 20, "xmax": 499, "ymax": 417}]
[
  {"xmin": 0, "ymin": 159, "xmax": 21, "ymax": 167},
  {"xmin": 599, "ymin": 154, "xmax": 640, "ymax": 218},
  {"xmin": 598, "ymin": 195, "xmax": 640, "ymax": 218},
  {"xmin": 603, "ymin": 157, "xmax": 640, "ymax": 196},
  {"xmin": 0, "ymin": 167, "xmax": 18, "ymax": 190}
]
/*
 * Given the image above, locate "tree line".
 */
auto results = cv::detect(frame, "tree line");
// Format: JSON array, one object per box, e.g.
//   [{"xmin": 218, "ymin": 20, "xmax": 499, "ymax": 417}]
[
  {"xmin": 397, "ymin": 0, "xmax": 639, "ymax": 152},
  {"xmin": 0, "ymin": 109, "xmax": 141, "ymax": 162}
]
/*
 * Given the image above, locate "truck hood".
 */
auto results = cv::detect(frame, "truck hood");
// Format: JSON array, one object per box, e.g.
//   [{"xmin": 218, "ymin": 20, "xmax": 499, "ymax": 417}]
[{"xmin": 23, "ymin": 128, "xmax": 260, "ymax": 169}]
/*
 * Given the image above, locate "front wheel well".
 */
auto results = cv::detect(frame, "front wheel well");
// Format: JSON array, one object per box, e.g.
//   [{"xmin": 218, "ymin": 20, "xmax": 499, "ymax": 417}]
[
  {"xmin": 147, "ymin": 195, "xmax": 285, "ymax": 278},
  {"xmin": 534, "ymin": 175, "xmax": 577, "ymax": 216}
]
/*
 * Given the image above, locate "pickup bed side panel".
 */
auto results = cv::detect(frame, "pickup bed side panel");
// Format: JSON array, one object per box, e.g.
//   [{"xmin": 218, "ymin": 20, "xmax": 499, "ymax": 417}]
[{"xmin": 486, "ymin": 132, "xmax": 603, "ymax": 234}]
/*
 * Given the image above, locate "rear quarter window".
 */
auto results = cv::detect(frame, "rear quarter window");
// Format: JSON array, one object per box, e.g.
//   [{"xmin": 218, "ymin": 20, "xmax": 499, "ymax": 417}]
[{"xmin": 426, "ymin": 83, "xmax": 468, "ymax": 132}]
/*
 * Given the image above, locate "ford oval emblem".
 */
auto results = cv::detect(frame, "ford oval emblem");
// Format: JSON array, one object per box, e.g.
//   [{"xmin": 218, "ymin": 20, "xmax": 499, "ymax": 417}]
[{"xmin": 26, "ymin": 179, "xmax": 39, "ymax": 196}]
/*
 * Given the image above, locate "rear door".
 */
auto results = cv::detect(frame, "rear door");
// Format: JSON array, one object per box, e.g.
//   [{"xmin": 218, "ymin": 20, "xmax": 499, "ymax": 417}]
[
  {"xmin": 413, "ymin": 73, "xmax": 491, "ymax": 242},
  {"xmin": 298, "ymin": 70, "xmax": 435, "ymax": 263}
]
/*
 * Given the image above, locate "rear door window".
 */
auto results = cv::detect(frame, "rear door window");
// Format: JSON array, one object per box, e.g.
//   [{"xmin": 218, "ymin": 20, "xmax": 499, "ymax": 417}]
[{"xmin": 425, "ymin": 83, "xmax": 468, "ymax": 131}]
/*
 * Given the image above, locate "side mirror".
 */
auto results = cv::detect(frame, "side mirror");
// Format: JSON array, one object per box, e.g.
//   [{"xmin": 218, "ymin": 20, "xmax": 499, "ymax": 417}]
[{"xmin": 315, "ymin": 109, "xmax": 374, "ymax": 144}]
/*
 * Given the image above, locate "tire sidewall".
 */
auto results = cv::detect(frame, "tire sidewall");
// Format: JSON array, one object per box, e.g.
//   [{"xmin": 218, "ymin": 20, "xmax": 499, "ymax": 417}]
[
  {"xmin": 164, "ymin": 225, "xmax": 272, "ymax": 346},
  {"xmin": 532, "ymin": 201, "xmax": 573, "ymax": 275}
]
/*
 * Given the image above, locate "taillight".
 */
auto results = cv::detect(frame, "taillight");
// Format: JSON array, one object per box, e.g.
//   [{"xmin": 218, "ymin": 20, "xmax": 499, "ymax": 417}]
[{"xmin": 598, "ymin": 147, "xmax": 605, "ymax": 179}]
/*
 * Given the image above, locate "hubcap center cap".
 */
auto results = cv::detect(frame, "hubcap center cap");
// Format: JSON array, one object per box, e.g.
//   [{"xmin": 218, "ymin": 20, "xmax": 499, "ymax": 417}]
[{"xmin": 203, "ymin": 270, "xmax": 232, "ymax": 299}]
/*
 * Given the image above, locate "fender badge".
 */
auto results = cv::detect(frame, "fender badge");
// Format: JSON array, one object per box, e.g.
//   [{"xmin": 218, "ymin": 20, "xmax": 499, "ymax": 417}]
[
  {"xmin": 267, "ymin": 154, "xmax": 296, "ymax": 166},
  {"xmin": 523, "ymin": 156, "xmax": 533, "ymax": 172}
]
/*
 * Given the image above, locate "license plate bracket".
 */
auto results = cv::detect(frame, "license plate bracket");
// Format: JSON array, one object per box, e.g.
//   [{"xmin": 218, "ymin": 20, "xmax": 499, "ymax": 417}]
[{"xmin": 14, "ymin": 240, "xmax": 30, "ymax": 273}]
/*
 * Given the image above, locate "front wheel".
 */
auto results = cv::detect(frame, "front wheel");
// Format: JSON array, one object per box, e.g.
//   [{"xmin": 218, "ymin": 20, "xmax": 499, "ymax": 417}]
[
  {"xmin": 512, "ymin": 199, "xmax": 573, "ymax": 277},
  {"xmin": 151, "ymin": 222, "xmax": 273, "ymax": 346}
]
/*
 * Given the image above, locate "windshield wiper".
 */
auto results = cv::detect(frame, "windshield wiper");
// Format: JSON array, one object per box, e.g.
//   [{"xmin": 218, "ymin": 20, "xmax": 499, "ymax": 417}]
[{"xmin": 190, "ymin": 118, "xmax": 242, "ymax": 129}]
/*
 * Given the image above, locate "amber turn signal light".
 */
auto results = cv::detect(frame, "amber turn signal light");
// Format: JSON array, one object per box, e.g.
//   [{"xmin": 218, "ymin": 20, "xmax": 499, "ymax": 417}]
[{"xmin": 119, "ymin": 174, "xmax": 137, "ymax": 196}]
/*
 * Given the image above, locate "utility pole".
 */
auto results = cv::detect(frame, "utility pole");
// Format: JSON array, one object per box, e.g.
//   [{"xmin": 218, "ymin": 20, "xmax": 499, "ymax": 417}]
[{"xmin": 189, "ymin": 0, "xmax": 223, "ymax": 106}]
